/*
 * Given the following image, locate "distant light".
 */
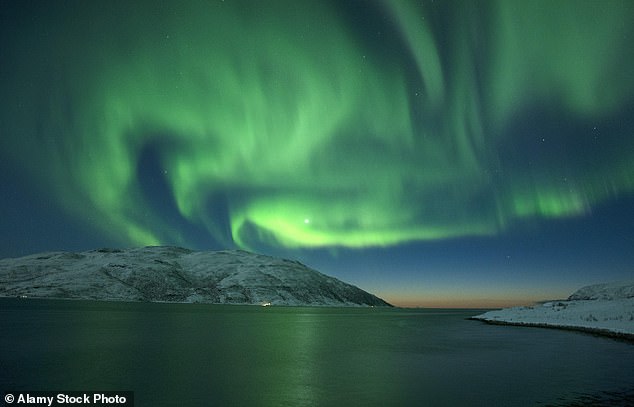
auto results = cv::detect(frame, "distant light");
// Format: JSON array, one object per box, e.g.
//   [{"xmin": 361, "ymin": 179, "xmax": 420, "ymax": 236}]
[{"xmin": 304, "ymin": 218, "xmax": 310, "ymax": 224}]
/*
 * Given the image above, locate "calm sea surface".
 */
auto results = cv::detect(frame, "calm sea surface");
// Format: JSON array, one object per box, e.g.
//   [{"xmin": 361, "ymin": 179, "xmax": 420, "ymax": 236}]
[{"xmin": 1, "ymin": 298, "xmax": 633, "ymax": 406}]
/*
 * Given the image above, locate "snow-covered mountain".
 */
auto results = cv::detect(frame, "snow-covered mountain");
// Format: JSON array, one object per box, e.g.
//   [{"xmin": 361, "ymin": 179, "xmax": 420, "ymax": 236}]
[
  {"xmin": 472, "ymin": 280, "xmax": 634, "ymax": 340},
  {"xmin": 568, "ymin": 280, "xmax": 634, "ymax": 301},
  {"xmin": 0, "ymin": 246, "xmax": 392, "ymax": 307}
]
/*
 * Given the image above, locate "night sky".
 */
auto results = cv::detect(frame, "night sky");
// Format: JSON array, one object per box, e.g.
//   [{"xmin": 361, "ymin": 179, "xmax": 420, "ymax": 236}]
[{"xmin": 1, "ymin": 0, "xmax": 633, "ymax": 307}]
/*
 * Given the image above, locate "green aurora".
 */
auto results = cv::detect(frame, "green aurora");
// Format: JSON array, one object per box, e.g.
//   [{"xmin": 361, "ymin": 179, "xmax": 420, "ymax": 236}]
[{"xmin": 1, "ymin": 0, "xmax": 633, "ymax": 252}]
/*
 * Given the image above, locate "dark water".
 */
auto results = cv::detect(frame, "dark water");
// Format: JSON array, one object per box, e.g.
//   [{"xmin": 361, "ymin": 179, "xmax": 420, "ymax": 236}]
[{"xmin": 1, "ymin": 299, "xmax": 633, "ymax": 406}]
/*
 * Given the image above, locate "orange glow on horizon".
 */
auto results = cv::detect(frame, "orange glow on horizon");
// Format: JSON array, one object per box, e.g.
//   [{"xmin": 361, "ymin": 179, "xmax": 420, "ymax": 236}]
[
  {"xmin": 379, "ymin": 290, "xmax": 559, "ymax": 309},
  {"xmin": 388, "ymin": 297, "xmax": 539, "ymax": 309},
  {"xmin": 374, "ymin": 283, "xmax": 573, "ymax": 309}
]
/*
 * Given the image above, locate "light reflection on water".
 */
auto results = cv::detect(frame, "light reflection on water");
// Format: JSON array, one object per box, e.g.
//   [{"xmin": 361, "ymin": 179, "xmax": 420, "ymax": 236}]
[{"xmin": 1, "ymin": 299, "xmax": 633, "ymax": 406}]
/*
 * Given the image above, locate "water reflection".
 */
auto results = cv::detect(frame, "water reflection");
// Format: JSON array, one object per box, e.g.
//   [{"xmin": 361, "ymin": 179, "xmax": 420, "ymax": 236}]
[{"xmin": 1, "ymin": 300, "xmax": 633, "ymax": 407}]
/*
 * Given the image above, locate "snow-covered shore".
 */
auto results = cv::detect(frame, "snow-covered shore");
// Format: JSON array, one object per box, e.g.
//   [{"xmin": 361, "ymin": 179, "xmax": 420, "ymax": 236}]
[{"xmin": 471, "ymin": 281, "xmax": 634, "ymax": 341}]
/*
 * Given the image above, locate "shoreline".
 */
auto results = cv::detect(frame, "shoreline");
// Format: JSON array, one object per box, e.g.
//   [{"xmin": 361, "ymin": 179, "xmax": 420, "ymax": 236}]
[{"xmin": 470, "ymin": 316, "xmax": 634, "ymax": 343}]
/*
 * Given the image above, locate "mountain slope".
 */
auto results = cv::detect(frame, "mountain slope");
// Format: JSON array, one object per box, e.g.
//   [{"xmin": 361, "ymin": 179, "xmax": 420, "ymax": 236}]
[
  {"xmin": 568, "ymin": 280, "xmax": 634, "ymax": 301},
  {"xmin": 0, "ymin": 246, "xmax": 392, "ymax": 307}
]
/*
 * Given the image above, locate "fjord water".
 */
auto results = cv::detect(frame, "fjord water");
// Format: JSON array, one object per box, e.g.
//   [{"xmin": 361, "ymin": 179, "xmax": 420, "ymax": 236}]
[{"xmin": 1, "ymin": 299, "xmax": 633, "ymax": 406}]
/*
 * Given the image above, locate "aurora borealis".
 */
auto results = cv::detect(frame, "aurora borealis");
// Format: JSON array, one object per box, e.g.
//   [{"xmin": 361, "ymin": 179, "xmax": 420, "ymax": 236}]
[{"xmin": 1, "ymin": 0, "xmax": 633, "ymax": 306}]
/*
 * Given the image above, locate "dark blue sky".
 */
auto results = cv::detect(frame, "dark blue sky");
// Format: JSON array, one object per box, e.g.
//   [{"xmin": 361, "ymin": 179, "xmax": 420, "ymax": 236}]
[{"xmin": 1, "ymin": 0, "xmax": 633, "ymax": 306}]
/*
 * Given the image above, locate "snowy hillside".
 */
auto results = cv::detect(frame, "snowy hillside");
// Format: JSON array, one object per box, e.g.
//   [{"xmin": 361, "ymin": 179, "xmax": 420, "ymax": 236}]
[
  {"xmin": 472, "ymin": 281, "xmax": 634, "ymax": 340},
  {"xmin": 568, "ymin": 280, "xmax": 634, "ymax": 301},
  {"xmin": 0, "ymin": 246, "xmax": 391, "ymax": 307}
]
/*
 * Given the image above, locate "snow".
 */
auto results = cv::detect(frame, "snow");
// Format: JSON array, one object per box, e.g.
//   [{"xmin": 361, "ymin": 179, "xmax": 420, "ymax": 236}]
[
  {"xmin": 472, "ymin": 281, "xmax": 634, "ymax": 339},
  {"xmin": 568, "ymin": 280, "xmax": 634, "ymax": 300},
  {"xmin": 0, "ymin": 246, "xmax": 392, "ymax": 307}
]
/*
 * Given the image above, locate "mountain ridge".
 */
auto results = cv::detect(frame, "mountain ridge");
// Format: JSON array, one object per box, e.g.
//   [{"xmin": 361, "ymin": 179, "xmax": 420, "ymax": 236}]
[{"xmin": 0, "ymin": 246, "xmax": 392, "ymax": 307}]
